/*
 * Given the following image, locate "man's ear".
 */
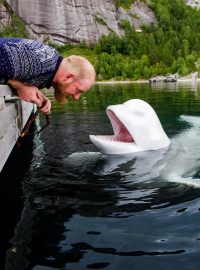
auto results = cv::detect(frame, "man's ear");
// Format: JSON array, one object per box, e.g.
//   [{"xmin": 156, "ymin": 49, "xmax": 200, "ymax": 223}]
[{"xmin": 63, "ymin": 72, "xmax": 75, "ymax": 83}]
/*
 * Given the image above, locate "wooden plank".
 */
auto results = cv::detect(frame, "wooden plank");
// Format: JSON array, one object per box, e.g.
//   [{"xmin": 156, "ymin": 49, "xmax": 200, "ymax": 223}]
[
  {"xmin": 0, "ymin": 97, "xmax": 5, "ymax": 111},
  {"xmin": 0, "ymin": 102, "xmax": 18, "ymax": 134},
  {"xmin": 0, "ymin": 85, "xmax": 12, "ymax": 97},
  {"xmin": 0, "ymin": 86, "xmax": 33, "ymax": 172}
]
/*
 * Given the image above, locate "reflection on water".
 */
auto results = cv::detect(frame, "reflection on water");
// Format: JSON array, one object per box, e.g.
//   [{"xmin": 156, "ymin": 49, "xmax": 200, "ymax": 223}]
[{"xmin": 2, "ymin": 82, "xmax": 200, "ymax": 270}]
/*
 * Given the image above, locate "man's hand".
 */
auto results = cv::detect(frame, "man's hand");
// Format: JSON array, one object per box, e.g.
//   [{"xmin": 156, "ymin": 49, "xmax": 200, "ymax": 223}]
[
  {"xmin": 7, "ymin": 79, "xmax": 51, "ymax": 114},
  {"xmin": 34, "ymin": 88, "xmax": 51, "ymax": 114}
]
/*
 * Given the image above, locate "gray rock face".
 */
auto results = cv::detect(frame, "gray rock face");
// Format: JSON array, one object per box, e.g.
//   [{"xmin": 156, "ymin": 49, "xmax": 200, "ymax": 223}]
[
  {"xmin": 0, "ymin": 3, "xmax": 11, "ymax": 31},
  {"xmin": 6, "ymin": 0, "xmax": 157, "ymax": 44},
  {"xmin": 186, "ymin": 0, "xmax": 200, "ymax": 8},
  {"xmin": 117, "ymin": 0, "xmax": 157, "ymax": 31},
  {"xmin": 4, "ymin": 0, "xmax": 198, "ymax": 44}
]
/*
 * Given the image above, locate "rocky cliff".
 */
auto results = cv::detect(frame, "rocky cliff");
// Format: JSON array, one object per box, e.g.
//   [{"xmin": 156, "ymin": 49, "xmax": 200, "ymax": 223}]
[
  {"xmin": 5, "ymin": 0, "xmax": 157, "ymax": 44},
  {"xmin": 186, "ymin": 0, "xmax": 200, "ymax": 8},
  {"xmin": 0, "ymin": 2, "xmax": 11, "ymax": 31},
  {"xmin": 1, "ymin": 0, "xmax": 200, "ymax": 44}
]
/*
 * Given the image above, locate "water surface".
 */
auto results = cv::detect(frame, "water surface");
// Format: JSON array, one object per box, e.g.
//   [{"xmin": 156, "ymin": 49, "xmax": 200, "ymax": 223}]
[{"xmin": 1, "ymin": 81, "xmax": 200, "ymax": 270}]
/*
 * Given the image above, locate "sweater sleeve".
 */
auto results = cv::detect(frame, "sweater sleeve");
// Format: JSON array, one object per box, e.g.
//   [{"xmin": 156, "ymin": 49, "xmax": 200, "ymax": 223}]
[
  {"xmin": 0, "ymin": 38, "xmax": 61, "ymax": 88},
  {"xmin": 0, "ymin": 38, "xmax": 17, "ymax": 84}
]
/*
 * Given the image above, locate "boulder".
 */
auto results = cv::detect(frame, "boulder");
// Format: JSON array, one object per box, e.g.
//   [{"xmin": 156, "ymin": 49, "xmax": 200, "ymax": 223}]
[{"xmin": 149, "ymin": 76, "xmax": 166, "ymax": 83}]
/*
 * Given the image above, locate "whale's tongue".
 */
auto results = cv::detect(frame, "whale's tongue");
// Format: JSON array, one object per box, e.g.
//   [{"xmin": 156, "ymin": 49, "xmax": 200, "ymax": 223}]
[
  {"xmin": 107, "ymin": 110, "xmax": 134, "ymax": 142},
  {"xmin": 115, "ymin": 127, "xmax": 133, "ymax": 142}
]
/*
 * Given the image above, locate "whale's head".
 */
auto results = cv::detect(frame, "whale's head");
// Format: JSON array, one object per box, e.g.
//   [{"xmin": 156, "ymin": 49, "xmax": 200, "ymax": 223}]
[{"xmin": 89, "ymin": 99, "xmax": 170, "ymax": 154}]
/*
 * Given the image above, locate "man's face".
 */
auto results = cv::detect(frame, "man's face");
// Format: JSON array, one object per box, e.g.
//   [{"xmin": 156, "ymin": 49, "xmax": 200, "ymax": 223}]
[{"xmin": 53, "ymin": 79, "xmax": 93, "ymax": 104}]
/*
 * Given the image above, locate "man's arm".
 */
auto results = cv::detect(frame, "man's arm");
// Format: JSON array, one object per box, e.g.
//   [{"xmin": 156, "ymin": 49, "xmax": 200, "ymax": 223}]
[{"xmin": 7, "ymin": 79, "xmax": 51, "ymax": 114}]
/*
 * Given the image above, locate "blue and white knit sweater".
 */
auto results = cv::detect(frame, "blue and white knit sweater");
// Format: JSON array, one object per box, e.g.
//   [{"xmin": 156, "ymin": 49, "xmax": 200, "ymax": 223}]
[{"xmin": 0, "ymin": 38, "xmax": 63, "ymax": 89}]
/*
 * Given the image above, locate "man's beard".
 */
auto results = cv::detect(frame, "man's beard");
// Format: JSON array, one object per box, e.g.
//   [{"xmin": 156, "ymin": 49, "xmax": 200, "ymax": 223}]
[{"xmin": 52, "ymin": 82, "xmax": 69, "ymax": 104}]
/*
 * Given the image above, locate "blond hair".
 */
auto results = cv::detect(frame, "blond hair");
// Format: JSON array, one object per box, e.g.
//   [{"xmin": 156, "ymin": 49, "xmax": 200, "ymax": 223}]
[{"xmin": 61, "ymin": 55, "xmax": 96, "ymax": 83}]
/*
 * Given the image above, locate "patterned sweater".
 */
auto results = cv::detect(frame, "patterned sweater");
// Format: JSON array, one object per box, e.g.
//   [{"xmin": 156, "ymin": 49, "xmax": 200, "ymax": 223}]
[{"xmin": 0, "ymin": 38, "xmax": 63, "ymax": 89}]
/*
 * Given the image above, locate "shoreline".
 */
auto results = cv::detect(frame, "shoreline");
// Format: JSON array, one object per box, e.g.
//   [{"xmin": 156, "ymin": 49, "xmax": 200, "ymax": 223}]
[
  {"xmin": 95, "ymin": 78, "xmax": 200, "ymax": 85},
  {"xmin": 95, "ymin": 80, "xmax": 148, "ymax": 84}
]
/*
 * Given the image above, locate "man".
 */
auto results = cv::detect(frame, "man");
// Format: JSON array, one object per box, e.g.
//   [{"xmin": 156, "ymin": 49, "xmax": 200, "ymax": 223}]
[{"xmin": 0, "ymin": 38, "xmax": 96, "ymax": 114}]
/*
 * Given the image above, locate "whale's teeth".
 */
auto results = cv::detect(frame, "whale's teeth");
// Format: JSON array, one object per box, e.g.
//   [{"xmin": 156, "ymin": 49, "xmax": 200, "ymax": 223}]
[{"xmin": 93, "ymin": 135, "xmax": 134, "ymax": 144}]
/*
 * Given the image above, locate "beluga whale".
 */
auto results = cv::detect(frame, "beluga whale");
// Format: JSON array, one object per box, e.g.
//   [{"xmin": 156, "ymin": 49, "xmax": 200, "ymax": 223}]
[{"xmin": 89, "ymin": 99, "xmax": 170, "ymax": 154}]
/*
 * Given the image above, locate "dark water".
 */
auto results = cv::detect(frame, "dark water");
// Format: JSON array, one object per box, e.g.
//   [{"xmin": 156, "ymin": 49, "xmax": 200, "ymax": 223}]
[{"xmin": 1, "ymin": 82, "xmax": 200, "ymax": 270}]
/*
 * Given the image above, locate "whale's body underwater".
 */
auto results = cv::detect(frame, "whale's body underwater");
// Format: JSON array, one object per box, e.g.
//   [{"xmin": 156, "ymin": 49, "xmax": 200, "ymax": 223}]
[
  {"xmin": 89, "ymin": 99, "xmax": 170, "ymax": 154},
  {"xmin": 66, "ymin": 99, "xmax": 200, "ymax": 187},
  {"xmin": 66, "ymin": 114, "xmax": 200, "ymax": 187}
]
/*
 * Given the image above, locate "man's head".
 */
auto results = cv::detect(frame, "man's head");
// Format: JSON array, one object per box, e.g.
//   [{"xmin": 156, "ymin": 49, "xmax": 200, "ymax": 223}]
[{"xmin": 53, "ymin": 55, "xmax": 96, "ymax": 104}]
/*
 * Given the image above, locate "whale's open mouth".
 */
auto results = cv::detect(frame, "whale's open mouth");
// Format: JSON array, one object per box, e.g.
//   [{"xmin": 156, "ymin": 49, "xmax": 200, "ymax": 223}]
[
  {"xmin": 89, "ymin": 107, "xmax": 137, "ymax": 154},
  {"xmin": 89, "ymin": 99, "xmax": 170, "ymax": 154},
  {"xmin": 105, "ymin": 110, "xmax": 134, "ymax": 142}
]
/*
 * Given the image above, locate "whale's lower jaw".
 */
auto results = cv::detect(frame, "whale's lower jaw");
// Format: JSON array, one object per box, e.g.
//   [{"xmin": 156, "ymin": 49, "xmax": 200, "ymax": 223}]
[
  {"xmin": 89, "ymin": 135, "xmax": 170, "ymax": 155},
  {"xmin": 89, "ymin": 135, "xmax": 145, "ymax": 154}
]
